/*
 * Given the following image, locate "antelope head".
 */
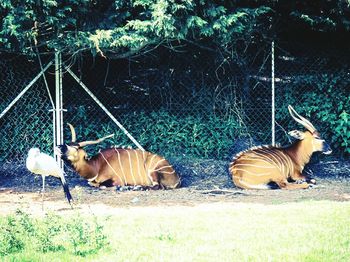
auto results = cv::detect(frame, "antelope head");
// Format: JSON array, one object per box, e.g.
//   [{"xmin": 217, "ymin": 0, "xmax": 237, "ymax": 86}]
[
  {"xmin": 55, "ymin": 123, "xmax": 114, "ymax": 164},
  {"xmin": 287, "ymin": 105, "xmax": 332, "ymax": 155}
]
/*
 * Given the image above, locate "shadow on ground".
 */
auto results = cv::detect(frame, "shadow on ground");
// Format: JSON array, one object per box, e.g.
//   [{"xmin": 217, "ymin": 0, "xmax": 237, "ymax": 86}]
[{"xmin": 0, "ymin": 157, "xmax": 349, "ymax": 214}]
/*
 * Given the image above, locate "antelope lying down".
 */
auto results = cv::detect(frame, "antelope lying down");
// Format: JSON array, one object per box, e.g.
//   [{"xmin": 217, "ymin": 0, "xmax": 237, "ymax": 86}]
[
  {"xmin": 229, "ymin": 105, "xmax": 332, "ymax": 190},
  {"xmin": 56, "ymin": 124, "xmax": 180, "ymax": 190}
]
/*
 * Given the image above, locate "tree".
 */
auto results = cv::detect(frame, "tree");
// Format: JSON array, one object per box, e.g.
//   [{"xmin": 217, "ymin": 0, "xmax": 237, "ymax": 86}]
[
  {"xmin": 2, "ymin": 1, "xmax": 350, "ymax": 57},
  {"xmin": 0, "ymin": 0, "xmax": 272, "ymax": 56}
]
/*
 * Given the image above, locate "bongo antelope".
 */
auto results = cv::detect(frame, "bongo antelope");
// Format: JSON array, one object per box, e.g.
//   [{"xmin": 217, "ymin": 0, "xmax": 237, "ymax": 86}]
[
  {"xmin": 229, "ymin": 105, "xmax": 332, "ymax": 190},
  {"xmin": 55, "ymin": 124, "xmax": 180, "ymax": 189}
]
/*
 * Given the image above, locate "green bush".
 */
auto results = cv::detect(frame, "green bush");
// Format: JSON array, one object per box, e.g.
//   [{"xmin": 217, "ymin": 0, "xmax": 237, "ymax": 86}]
[
  {"xmin": 0, "ymin": 210, "xmax": 109, "ymax": 258},
  {"xmin": 276, "ymin": 71, "xmax": 350, "ymax": 156},
  {"xmin": 75, "ymin": 110, "xmax": 247, "ymax": 160}
]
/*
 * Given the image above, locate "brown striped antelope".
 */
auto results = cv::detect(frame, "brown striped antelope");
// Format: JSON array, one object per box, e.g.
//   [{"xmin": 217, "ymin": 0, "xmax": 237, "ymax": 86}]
[
  {"xmin": 229, "ymin": 105, "xmax": 332, "ymax": 190},
  {"xmin": 55, "ymin": 124, "xmax": 180, "ymax": 189}
]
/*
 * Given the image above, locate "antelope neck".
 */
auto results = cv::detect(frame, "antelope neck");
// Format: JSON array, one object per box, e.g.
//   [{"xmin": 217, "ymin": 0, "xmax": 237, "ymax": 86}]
[
  {"xmin": 72, "ymin": 156, "xmax": 99, "ymax": 180},
  {"xmin": 284, "ymin": 140, "xmax": 313, "ymax": 171}
]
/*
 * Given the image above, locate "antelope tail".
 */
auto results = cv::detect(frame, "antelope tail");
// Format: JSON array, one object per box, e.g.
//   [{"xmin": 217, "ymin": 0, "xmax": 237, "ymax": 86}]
[{"xmin": 60, "ymin": 173, "xmax": 73, "ymax": 206}]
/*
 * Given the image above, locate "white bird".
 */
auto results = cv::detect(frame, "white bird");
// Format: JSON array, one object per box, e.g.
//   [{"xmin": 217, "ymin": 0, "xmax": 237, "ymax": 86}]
[{"xmin": 26, "ymin": 148, "xmax": 73, "ymax": 206}]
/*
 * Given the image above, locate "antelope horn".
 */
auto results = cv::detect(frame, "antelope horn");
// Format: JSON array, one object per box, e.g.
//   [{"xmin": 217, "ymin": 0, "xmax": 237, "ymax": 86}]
[
  {"xmin": 78, "ymin": 134, "xmax": 115, "ymax": 147},
  {"xmin": 67, "ymin": 123, "xmax": 77, "ymax": 142},
  {"xmin": 288, "ymin": 105, "xmax": 316, "ymax": 133}
]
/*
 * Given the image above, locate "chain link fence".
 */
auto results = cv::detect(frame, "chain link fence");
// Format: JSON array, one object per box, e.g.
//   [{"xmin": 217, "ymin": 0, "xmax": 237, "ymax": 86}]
[
  {"xmin": 62, "ymin": 42, "xmax": 273, "ymax": 161},
  {"xmin": 0, "ymin": 54, "xmax": 55, "ymax": 175},
  {"xmin": 1, "ymin": 40, "xmax": 349, "ymax": 175},
  {"xmin": 274, "ymin": 41, "xmax": 350, "ymax": 154}
]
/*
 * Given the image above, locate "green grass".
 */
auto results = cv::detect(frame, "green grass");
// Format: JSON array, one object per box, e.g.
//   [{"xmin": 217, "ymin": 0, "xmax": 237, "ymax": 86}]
[{"xmin": 1, "ymin": 201, "xmax": 350, "ymax": 261}]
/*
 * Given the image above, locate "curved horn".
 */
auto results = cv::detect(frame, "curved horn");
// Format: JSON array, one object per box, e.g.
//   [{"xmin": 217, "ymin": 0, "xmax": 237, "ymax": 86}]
[
  {"xmin": 78, "ymin": 134, "xmax": 115, "ymax": 147},
  {"xmin": 288, "ymin": 105, "xmax": 316, "ymax": 133},
  {"xmin": 67, "ymin": 123, "xmax": 77, "ymax": 142}
]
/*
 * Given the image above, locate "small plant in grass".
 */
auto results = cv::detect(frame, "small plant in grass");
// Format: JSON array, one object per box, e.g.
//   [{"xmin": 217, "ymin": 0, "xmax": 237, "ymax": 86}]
[
  {"xmin": 15, "ymin": 210, "xmax": 35, "ymax": 237},
  {"xmin": 0, "ymin": 210, "xmax": 109, "ymax": 258},
  {"xmin": 66, "ymin": 214, "xmax": 109, "ymax": 256},
  {"xmin": 156, "ymin": 232, "xmax": 175, "ymax": 242},
  {"xmin": 154, "ymin": 227, "xmax": 176, "ymax": 242},
  {"xmin": 0, "ymin": 216, "xmax": 25, "ymax": 256},
  {"xmin": 35, "ymin": 213, "xmax": 65, "ymax": 253},
  {"xmin": 92, "ymin": 216, "xmax": 109, "ymax": 251}
]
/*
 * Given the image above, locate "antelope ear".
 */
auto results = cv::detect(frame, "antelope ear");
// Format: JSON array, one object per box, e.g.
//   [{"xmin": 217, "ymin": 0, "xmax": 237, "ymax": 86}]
[{"xmin": 288, "ymin": 130, "xmax": 305, "ymax": 140}]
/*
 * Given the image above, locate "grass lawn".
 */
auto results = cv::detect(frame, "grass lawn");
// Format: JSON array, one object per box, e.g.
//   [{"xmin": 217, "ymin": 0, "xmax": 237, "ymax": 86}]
[{"xmin": 1, "ymin": 200, "xmax": 349, "ymax": 262}]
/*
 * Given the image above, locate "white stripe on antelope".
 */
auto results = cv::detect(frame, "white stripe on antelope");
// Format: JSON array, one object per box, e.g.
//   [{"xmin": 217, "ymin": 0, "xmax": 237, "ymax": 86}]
[
  {"xmin": 229, "ymin": 105, "xmax": 332, "ymax": 190},
  {"xmin": 55, "ymin": 124, "xmax": 181, "ymax": 190}
]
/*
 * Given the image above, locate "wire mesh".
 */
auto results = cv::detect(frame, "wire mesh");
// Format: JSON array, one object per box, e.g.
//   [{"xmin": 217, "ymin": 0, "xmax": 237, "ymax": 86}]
[
  {"xmin": 0, "ymin": 54, "xmax": 55, "ymax": 175},
  {"xmin": 61, "ymin": 43, "xmax": 272, "ymax": 162},
  {"xmin": 1, "ymin": 40, "xmax": 349, "ymax": 176},
  {"xmin": 274, "ymin": 41, "xmax": 350, "ymax": 155}
]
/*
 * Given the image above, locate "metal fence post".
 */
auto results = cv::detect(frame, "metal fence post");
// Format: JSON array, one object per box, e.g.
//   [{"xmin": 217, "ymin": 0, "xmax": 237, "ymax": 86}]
[
  {"xmin": 271, "ymin": 41, "xmax": 275, "ymax": 146},
  {"xmin": 64, "ymin": 66, "xmax": 145, "ymax": 151},
  {"xmin": 55, "ymin": 51, "xmax": 64, "ymax": 169}
]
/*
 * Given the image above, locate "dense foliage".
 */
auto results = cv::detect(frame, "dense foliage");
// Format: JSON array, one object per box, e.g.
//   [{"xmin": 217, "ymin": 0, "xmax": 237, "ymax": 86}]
[
  {"xmin": 72, "ymin": 110, "xmax": 249, "ymax": 160},
  {"xmin": 1, "ymin": 1, "xmax": 350, "ymax": 56},
  {"xmin": 276, "ymin": 72, "xmax": 350, "ymax": 156},
  {"xmin": 0, "ymin": 0, "xmax": 272, "ymax": 56}
]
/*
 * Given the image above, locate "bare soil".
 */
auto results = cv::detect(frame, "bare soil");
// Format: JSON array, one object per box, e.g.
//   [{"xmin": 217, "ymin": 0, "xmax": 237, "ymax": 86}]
[{"xmin": 0, "ymin": 158, "xmax": 349, "ymax": 215}]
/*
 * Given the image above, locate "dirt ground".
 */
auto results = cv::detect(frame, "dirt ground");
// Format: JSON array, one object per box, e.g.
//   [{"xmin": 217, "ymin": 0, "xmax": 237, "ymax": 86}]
[{"xmin": 0, "ymin": 158, "xmax": 349, "ymax": 215}]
